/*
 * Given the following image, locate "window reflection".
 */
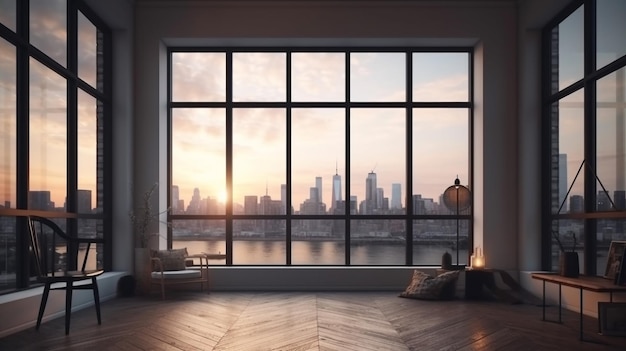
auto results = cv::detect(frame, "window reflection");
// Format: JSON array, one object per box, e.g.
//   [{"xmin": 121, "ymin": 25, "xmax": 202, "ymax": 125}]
[
  {"xmin": 597, "ymin": 67, "xmax": 626, "ymax": 211},
  {"xmin": 596, "ymin": 0, "xmax": 626, "ymax": 69},
  {"xmin": 0, "ymin": 0, "xmax": 16, "ymax": 32},
  {"xmin": 554, "ymin": 90, "xmax": 585, "ymax": 214},
  {"xmin": 77, "ymin": 90, "xmax": 98, "ymax": 213},
  {"xmin": 77, "ymin": 11, "xmax": 99, "ymax": 89},
  {"xmin": 0, "ymin": 39, "xmax": 16, "ymax": 209},
  {"xmin": 29, "ymin": 58, "xmax": 67, "ymax": 211},
  {"xmin": 30, "ymin": 0, "xmax": 67, "ymax": 66},
  {"xmin": 553, "ymin": 5, "xmax": 584, "ymax": 92}
]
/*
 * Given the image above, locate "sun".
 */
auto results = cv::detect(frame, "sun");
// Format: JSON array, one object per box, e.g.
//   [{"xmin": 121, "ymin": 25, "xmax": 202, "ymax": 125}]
[{"xmin": 218, "ymin": 190, "xmax": 228, "ymax": 204}]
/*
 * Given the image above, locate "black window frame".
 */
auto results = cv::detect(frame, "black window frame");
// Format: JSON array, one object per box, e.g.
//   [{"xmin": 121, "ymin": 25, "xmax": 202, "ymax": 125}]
[{"xmin": 167, "ymin": 46, "xmax": 474, "ymax": 266}]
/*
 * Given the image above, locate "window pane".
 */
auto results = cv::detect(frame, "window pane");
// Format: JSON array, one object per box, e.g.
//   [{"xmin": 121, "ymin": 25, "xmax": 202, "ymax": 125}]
[
  {"xmin": 77, "ymin": 219, "xmax": 103, "ymax": 270},
  {"xmin": 413, "ymin": 219, "xmax": 469, "ymax": 266},
  {"xmin": 172, "ymin": 219, "xmax": 227, "ymax": 264},
  {"xmin": 29, "ymin": 58, "xmax": 66, "ymax": 210},
  {"xmin": 233, "ymin": 108, "xmax": 285, "ymax": 213},
  {"xmin": 77, "ymin": 90, "xmax": 98, "ymax": 213},
  {"xmin": 172, "ymin": 52, "xmax": 225, "ymax": 102},
  {"xmin": 350, "ymin": 53, "xmax": 405, "ymax": 102},
  {"xmin": 233, "ymin": 220, "xmax": 286, "ymax": 265},
  {"xmin": 350, "ymin": 108, "xmax": 405, "ymax": 215},
  {"xmin": 292, "ymin": 53, "xmax": 345, "ymax": 102},
  {"xmin": 552, "ymin": 5, "xmax": 584, "ymax": 93},
  {"xmin": 0, "ymin": 216, "xmax": 16, "ymax": 293},
  {"xmin": 596, "ymin": 0, "xmax": 626, "ymax": 69},
  {"xmin": 350, "ymin": 219, "xmax": 405, "ymax": 265},
  {"xmin": 77, "ymin": 11, "xmax": 99, "ymax": 90},
  {"xmin": 553, "ymin": 90, "xmax": 585, "ymax": 214},
  {"xmin": 0, "ymin": 0, "xmax": 16, "ymax": 31},
  {"xmin": 30, "ymin": 0, "xmax": 67, "ymax": 66},
  {"xmin": 292, "ymin": 219, "xmax": 345, "ymax": 265},
  {"xmin": 292, "ymin": 108, "xmax": 345, "ymax": 214},
  {"xmin": 597, "ymin": 67, "xmax": 626, "ymax": 211},
  {"xmin": 412, "ymin": 53, "xmax": 469, "ymax": 102},
  {"xmin": 0, "ymin": 39, "xmax": 16, "ymax": 209},
  {"xmin": 233, "ymin": 53, "xmax": 285, "ymax": 102},
  {"xmin": 172, "ymin": 108, "xmax": 226, "ymax": 215},
  {"xmin": 413, "ymin": 108, "xmax": 469, "ymax": 214}
]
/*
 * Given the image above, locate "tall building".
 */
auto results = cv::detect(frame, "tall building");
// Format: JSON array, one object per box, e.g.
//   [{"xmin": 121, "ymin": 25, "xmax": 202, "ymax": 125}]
[
  {"xmin": 569, "ymin": 195, "xmax": 584, "ymax": 213},
  {"xmin": 171, "ymin": 185, "xmax": 180, "ymax": 213},
  {"xmin": 391, "ymin": 183, "xmax": 402, "ymax": 209},
  {"xmin": 244, "ymin": 196, "xmax": 258, "ymax": 215},
  {"xmin": 331, "ymin": 169, "xmax": 342, "ymax": 211},
  {"xmin": 77, "ymin": 189, "xmax": 92, "ymax": 213},
  {"xmin": 365, "ymin": 172, "xmax": 377, "ymax": 214},
  {"xmin": 28, "ymin": 191, "xmax": 52, "ymax": 211},
  {"xmin": 186, "ymin": 188, "xmax": 201, "ymax": 214},
  {"xmin": 558, "ymin": 154, "xmax": 567, "ymax": 212},
  {"xmin": 376, "ymin": 188, "xmax": 384, "ymax": 209},
  {"xmin": 281, "ymin": 184, "xmax": 287, "ymax": 214},
  {"xmin": 315, "ymin": 176, "xmax": 322, "ymax": 206}
]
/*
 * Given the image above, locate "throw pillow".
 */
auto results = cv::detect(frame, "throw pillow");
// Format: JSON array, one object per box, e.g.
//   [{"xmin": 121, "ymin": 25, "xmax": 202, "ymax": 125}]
[
  {"xmin": 400, "ymin": 270, "xmax": 460, "ymax": 300},
  {"xmin": 152, "ymin": 248, "xmax": 188, "ymax": 271}
]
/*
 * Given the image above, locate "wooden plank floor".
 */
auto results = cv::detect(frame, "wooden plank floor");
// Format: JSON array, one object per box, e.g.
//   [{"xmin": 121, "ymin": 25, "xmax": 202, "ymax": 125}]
[{"xmin": 1, "ymin": 291, "xmax": 625, "ymax": 350}]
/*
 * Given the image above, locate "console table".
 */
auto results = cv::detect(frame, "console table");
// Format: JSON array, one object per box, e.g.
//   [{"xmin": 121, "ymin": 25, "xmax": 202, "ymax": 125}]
[{"xmin": 531, "ymin": 273, "xmax": 626, "ymax": 341}]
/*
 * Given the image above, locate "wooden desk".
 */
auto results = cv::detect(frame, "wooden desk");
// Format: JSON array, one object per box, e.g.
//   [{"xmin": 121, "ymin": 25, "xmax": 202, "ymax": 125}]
[{"xmin": 531, "ymin": 273, "xmax": 626, "ymax": 341}]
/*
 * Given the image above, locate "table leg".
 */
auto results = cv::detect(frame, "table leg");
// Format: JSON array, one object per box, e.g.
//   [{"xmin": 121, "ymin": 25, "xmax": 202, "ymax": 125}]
[
  {"xmin": 558, "ymin": 284, "xmax": 562, "ymax": 322},
  {"xmin": 579, "ymin": 288, "xmax": 583, "ymax": 341},
  {"xmin": 542, "ymin": 281, "xmax": 546, "ymax": 321}
]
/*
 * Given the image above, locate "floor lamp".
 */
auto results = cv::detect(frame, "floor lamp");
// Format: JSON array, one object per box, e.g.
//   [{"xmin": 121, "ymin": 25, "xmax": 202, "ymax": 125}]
[{"xmin": 442, "ymin": 177, "xmax": 472, "ymax": 266}]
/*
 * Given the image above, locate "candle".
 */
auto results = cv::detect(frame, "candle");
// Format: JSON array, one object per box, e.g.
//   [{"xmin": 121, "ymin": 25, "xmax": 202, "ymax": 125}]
[{"xmin": 470, "ymin": 247, "xmax": 485, "ymax": 269}]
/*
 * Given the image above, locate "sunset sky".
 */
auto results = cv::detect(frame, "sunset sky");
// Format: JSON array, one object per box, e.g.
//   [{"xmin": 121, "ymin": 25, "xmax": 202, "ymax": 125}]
[{"xmin": 1, "ymin": 0, "xmax": 625, "ymax": 211}]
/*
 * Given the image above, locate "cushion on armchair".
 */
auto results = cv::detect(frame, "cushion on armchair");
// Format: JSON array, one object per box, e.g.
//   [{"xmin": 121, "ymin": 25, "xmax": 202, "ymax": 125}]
[{"xmin": 151, "ymin": 248, "xmax": 188, "ymax": 271}]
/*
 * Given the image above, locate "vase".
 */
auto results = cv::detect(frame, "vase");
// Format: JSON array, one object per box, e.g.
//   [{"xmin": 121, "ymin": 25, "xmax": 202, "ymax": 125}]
[
  {"xmin": 134, "ymin": 247, "xmax": 152, "ymax": 295},
  {"xmin": 559, "ymin": 252, "xmax": 579, "ymax": 278}
]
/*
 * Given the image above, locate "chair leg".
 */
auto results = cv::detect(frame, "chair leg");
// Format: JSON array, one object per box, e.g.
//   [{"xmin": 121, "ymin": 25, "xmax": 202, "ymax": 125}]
[
  {"xmin": 91, "ymin": 277, "xmax": 101, "ymax": 325},
  {"xmin": 65, "ymin": 280, "xmax": 73, "ymax": 335},
  {"xmin": 36, "ymin": 282, "xmax": 51, "ymax": 330},
  {"xmin": 161, "ymin": 281, "xmax": 165, "ymax": 300}
]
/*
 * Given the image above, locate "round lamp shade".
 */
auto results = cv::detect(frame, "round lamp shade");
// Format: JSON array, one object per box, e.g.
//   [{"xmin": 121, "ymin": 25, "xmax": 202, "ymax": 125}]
[{"xmin": 442, "ymin": 178, "xmax": 472, "ymax": 212}]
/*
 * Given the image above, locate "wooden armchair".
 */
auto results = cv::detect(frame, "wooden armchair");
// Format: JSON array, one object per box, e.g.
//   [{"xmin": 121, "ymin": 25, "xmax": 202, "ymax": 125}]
[
  {"xmin": 150, "ymin": 248, "xmax": 220, "ymax": 299},
  {"xmin": 27, "ymin": 216, "xmax": 104, "ymax": 335}
]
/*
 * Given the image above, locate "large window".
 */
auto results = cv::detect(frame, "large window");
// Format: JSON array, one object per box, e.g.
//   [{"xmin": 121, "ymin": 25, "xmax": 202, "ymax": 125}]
[
  {"xmin": 544, "ymin": 0, "xmax": 626, "ymax": 275},
  {"xmin": 0, "ymin": 0, "xmax": 111, "ymax": 294},
  {"xmin": 169, "ymin": 48, "xmax": 472, "ymax": 266}
]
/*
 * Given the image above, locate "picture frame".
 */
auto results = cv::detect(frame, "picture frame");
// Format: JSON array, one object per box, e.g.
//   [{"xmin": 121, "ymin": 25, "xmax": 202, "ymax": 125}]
[
  {"xmin": 598, "ymin": 302, "xmax": 626, "ymax": 336},
  {"xmin": 604, "ymin": 241, "xmax": 626, "ymax": 281}
]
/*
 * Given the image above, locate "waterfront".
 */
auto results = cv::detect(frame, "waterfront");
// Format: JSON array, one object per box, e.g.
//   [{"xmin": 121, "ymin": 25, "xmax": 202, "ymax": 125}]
[{"xmin": 173, "ymin": 240, "xmax": 469, "ymax": 266}]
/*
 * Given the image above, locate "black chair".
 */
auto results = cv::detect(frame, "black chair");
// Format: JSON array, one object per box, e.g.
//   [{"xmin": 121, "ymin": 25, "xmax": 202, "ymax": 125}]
[{"xmin": 27, "ymin": 216, "xmax": 104, "ymax": 335}]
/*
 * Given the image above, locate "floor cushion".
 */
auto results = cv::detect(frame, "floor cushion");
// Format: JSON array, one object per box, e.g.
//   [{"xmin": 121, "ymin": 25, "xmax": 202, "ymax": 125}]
[{"xmin": 400, "ymin": 270, "xmax": 460, "ymax": 300}]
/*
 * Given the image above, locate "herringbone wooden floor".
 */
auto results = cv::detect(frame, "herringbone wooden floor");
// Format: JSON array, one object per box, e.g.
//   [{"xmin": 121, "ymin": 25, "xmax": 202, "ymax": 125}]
[{"xmin": 1, "ymin": 291, "xmax": 625, "ymax": 350}]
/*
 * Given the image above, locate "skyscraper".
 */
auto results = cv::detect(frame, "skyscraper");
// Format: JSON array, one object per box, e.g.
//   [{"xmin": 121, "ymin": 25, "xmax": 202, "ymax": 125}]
[
  {"xmin": 331, "ymin": 166, "xmax": 342, "ymax": 212},
  {"xmin": 77, "ymin": 189, "xmax": 92, "ymax": 213},
  {"xmin": 171, "ymin": 185, "xmax": 180, "ymax": 213},
  {"xmin": 315, "ymin": 176, "xmax": 322, "ymax": 205},
  {"xmin": 365, "ymin": 171, "xmax": 377, "ymax": 214},
  {"xmin": 391, "ymin": 183, "xmax": 402, "ymax": 209},
  {"xmin": 559, "ymin": 154, "xmax": 567, "ymax": 212}
]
